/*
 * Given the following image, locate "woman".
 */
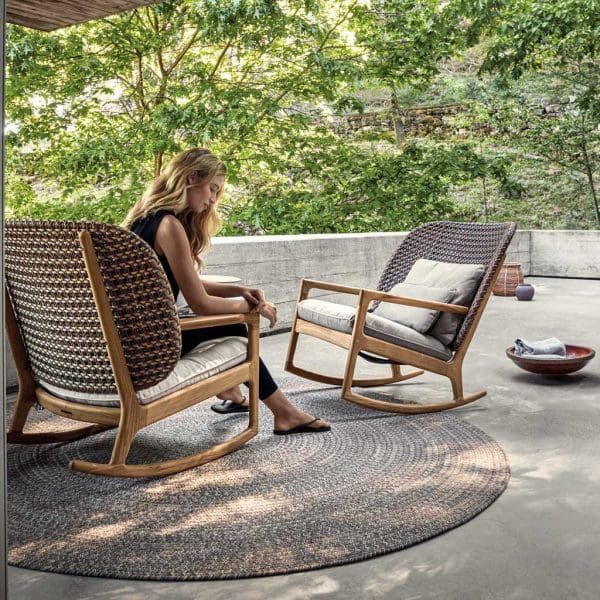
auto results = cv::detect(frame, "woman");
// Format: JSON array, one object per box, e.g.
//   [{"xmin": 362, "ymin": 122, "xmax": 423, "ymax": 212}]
[{"xmin": 122, "ymin": 148, "xmax": 330, "ymax": 435}]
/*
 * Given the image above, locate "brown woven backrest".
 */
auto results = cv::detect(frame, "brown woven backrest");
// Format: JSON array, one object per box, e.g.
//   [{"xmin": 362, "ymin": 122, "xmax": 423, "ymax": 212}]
[
  {"xmin": 5, "ymin": 220, "xmax": 181, "ymax": 394},
  {"xmin": 375, "ymin": 221, "xmax": 516, "ymax": 350}
]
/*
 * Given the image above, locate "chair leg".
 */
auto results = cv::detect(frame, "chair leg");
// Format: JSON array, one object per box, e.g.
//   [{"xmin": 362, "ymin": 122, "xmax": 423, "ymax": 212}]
[
  {"xmin": 7, "ymin": 376, "xmax": 36, "ymax": 435},
  {"xmin": 70, "ymin": 412, "xmax": 138, "ymax": 475},
  {"xmin": 390, "ymin": 363, "xmax": 424, "ymax": 384},
  {"xmin": 7, "ymin": 381, "xmax": 112, "ymax": 444},
  {"xmin": 449, "ymin": 366, "xmax": 486, "ymax": 406},
  {"xmin": 109, "ymin": 419, "xmax": 138, "ymax": 465},
  {"xmin": 284, "ymin": 322, "xmax": 301, "ymax": 375}
]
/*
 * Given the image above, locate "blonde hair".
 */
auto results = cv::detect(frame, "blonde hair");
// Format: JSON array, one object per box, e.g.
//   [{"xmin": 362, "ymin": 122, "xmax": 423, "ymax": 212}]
[{"xmin": 122, "ymin": 148, "xmax": 226, "ymax": 267}]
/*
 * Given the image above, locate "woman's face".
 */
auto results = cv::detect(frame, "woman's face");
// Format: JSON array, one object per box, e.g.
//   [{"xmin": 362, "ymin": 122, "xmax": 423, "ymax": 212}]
[{"xmin": 185, "ymin": 172, "xmax": 225, "ymax": 214}]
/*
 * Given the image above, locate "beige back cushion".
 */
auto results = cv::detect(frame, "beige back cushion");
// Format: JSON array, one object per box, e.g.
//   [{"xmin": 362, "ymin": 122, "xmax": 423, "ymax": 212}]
[
  {"xmin": 372, "ymin": 282, "xmax": 456, "ymax": 333},
  {"xmin": 404, "ymin": 259, "xmax": 485, "ymax": 345}
]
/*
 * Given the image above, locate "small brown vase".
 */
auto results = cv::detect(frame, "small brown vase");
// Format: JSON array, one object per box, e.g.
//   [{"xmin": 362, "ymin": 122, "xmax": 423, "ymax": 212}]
[{"xmin": 493, "ymin": 262, "xmax": 524, "ymax": 296}]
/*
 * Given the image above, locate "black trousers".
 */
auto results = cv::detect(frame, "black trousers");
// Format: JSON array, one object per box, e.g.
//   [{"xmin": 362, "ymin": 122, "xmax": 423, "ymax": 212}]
[{"xmin": 181, "ymin": 323, "xmax": 279, "ymax": 400}]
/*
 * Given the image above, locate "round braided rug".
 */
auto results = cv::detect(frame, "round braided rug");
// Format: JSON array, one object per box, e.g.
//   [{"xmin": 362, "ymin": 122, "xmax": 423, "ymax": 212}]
[{"xmin": 7, "ymin": 376, "xmax": 509, "ymax": 581}]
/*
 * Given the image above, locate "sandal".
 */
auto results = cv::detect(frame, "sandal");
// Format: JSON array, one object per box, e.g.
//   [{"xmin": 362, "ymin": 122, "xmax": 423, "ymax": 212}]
[
  {"xmin": 210, "ymin": 398, "xmax": 249, "ymax": 414},
  {"xmin": 273, "ymin": 418, "xmax": 331, "ymax": 435}
]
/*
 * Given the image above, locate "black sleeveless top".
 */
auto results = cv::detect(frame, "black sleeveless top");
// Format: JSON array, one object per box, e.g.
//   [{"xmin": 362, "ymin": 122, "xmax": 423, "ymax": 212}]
[{"xmin": 130, "ymin": 210, "xmax": 180, "ymax": 299}]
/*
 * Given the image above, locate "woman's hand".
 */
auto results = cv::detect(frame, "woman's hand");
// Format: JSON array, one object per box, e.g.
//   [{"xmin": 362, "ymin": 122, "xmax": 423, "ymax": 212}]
[
  {"xmin": 240, "ymin": 287, "xmax": 276, "ymax": 326},
  {"xmin": 259, "ymin": 302, "xmax": 278, "ymax": 328},
  {"xmin": 241, "ymin": 287, "xmax": 265, "ymax": 311}
]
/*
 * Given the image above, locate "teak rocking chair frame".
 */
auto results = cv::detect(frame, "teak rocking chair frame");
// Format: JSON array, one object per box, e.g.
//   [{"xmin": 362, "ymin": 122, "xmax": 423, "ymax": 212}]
[
  {"xmin": 286, "ymin": 221, "xmax": 516, "ymax": 414},
  {"xmin": 5, "ymin": 221, "xmax": 259, "ymax": 477}
]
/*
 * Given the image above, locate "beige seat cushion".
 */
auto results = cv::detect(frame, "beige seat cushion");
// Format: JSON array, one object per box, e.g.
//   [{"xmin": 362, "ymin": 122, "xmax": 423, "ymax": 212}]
[
  {"xmin": 297, "ymin": 299, "xmax": 452, "ymax": 361},
  {"xmin": 38, "ymin": 336, "xmax": 248, "ymax": 408}
]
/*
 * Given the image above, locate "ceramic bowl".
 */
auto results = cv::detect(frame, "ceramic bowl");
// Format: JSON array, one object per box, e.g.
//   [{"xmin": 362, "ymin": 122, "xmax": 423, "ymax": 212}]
[{"xmin": 506, "ymin": 344, "xmax": 595, "ymax": 375}]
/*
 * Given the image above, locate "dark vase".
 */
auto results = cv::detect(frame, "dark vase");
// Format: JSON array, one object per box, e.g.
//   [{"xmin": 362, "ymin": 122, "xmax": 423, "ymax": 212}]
[{"xmin": 515, "ymin": 283, "xmax": 535, "ymax": 301}]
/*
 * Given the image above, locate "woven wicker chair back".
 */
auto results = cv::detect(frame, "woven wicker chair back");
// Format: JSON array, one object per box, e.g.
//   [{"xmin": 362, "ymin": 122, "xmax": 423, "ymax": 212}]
[
  {"xmin": 375, "ymin": 221, "xmax": 516, "ymax": 350},
  {"xmin": 5, "ymin": 220, "xmax": 181, "ymax": 394}
]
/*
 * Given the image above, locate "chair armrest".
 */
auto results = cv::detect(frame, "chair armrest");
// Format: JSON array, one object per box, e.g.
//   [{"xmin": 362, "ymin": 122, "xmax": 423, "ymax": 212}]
[
  {"xmin": 297, "ymin": 280, "xmax": 468, "ymax": 315},
  {"xmin": 299, "ymin": 278, "xmax": 362, "ymax": 299},
  {"xmin": 179, "ymin": 312, "xmax": 259, "ymax": 331},
  {"xmin": 359, "ymin": 289, "xmax": 469, "ymax": 315}
]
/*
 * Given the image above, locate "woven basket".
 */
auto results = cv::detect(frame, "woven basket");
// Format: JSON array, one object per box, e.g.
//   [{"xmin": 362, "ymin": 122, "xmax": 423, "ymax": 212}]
[{"xmin": 492, "ymin": 262, "xmax": 524, "ymax": 297}]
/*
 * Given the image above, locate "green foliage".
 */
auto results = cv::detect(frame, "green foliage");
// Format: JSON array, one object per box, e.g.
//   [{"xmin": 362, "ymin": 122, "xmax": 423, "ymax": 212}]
[
  {"xmin": 5, "ymin": 0, "xmax": 599, "ymax": 231},
  {"xmin": 352, "ymin": 0, "xmax": 470, "ymax": 90},
  {"xmin": 475, "ymin": 0, "xmax": 600, "ymax": 225},
  {"xmin": 221, "ymin": 132, "xmax": 514, "ymax": 235},
  {"xmin": 6, "ymin": 0, "xmax": 361, "ymax": 219},
  {"xmin": 5, "ymin": 177, "xmax": 145, "ymax": 225}
]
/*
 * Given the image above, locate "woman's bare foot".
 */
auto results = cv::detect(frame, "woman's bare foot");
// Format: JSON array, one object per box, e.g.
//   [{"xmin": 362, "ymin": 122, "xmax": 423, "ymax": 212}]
[
  {"xmin": 273, "ymin": 414, "xmax": 330, "ymax": 434},
  {"xmin": 271, "ymin": 408, "xmax": 330, "ymax": 434},
  {"xmin": 213, "ymin": 386, "xmax": 330, "ymax": 432},
  {"xmin": 261, "ymin": 388, "xmax": 330, "ymax": 433}
]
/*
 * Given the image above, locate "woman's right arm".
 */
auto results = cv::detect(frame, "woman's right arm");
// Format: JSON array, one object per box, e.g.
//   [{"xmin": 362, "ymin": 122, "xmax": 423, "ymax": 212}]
[{"xmin": 155, "ymin": 215, "xmax": 253, "ymax": 316}]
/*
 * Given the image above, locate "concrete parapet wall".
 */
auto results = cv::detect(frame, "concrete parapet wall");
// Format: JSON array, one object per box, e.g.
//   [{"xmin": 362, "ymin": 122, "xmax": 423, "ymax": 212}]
[
  {"xmin": 530, "ymin": 230, "xmax": 600, "ymax": 278},
  {"xmin": 206, "ymin": 232, "xmax": 407, "ymax": 328},
  {"xmin": 505, "ymin": 230, "xmax": 531, "ymax": 275},
  {"xmin": 5, "ymin": 228, "xmax": 600, "ymax": 390}
]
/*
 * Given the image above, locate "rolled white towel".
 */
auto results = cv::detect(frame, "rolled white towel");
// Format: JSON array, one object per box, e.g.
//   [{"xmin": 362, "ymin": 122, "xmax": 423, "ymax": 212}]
[{"xmin": 514, "ymin": 337, "xmax": 566, "ymax": 358}]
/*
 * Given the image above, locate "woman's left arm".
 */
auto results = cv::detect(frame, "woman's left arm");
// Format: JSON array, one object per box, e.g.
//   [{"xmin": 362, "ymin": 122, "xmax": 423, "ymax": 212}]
[{"xmin": 202, "ymin": 280, "xmax": 265, "ymax": 307}]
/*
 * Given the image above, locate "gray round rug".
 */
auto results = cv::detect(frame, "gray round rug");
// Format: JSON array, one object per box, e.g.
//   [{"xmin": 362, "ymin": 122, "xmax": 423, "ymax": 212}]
[{"xmin": 7, "ymin": 376, "xmax": 509, "ymax": 580}]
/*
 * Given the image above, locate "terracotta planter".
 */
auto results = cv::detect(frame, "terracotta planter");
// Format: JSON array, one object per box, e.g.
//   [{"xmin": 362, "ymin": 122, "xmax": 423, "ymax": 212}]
[{"xmin": 493, "ymin": 262, "xmax": 524, "ymax": 296}]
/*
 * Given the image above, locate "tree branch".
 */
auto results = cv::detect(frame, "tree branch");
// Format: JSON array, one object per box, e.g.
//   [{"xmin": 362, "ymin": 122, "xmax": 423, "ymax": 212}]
[
  {"xmin": 208, "ymin": 41, "xmax": 232, "ymax": 81},
  {"xmin": 165, "ymin": 29, "xmax": 201, "ymax": 77},
  {"xmin": 247, "ymin": 2, "xmax": 358, "ymax": 131}
]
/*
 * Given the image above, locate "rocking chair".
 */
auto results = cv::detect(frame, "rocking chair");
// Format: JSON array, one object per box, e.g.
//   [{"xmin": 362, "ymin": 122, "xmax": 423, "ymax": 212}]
[
  {"xmin": 286, "ymin": 221, "xmax": 516, "ymax": 413},
  {"xmin": 5, "ymin": 220, "xmax": 259, "ymax": 477}
]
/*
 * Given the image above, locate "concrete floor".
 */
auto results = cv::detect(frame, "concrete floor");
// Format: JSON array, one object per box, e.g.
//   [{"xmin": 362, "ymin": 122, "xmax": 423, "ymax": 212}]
[{"xmin": 8, "ymin": 276, "xmax": 600, "ymax": 599}]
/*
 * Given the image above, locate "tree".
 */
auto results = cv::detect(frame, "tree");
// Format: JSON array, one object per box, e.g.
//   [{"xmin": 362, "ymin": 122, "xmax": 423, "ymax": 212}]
[
  {"xmin": 351, "ymin": 0, "xmax": 474, "ymax": 146},
  {"xmin": 5, "ymin": 0, "xmax": 361, "ymax": 222},
  {"xmin": 6, "ymin": 0, "xmax": 560, "ymax": 233},
  {"xmin": 477, "ymin": 0, "xmax": 600, "ymax": 226},
  {"xmin": 221, "ymin": 131, "xmax": 515, "ymax": 234}
]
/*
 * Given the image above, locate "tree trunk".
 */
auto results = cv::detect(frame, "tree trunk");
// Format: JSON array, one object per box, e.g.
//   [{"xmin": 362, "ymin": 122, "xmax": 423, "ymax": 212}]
[
  {"xmin": 482, "ymin": 175, "xmax": 489, "ymax": 220},
  {"xmin": 580, "ymin": 141, "xmax": 600, "ymax": 227},
  {"xmin": 154, "ymin": 152, "xmax": 163, "ymax": 177},
  {"xmin": 389, "ymin": 87, "xmax": 404, "ymax": 148}
]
